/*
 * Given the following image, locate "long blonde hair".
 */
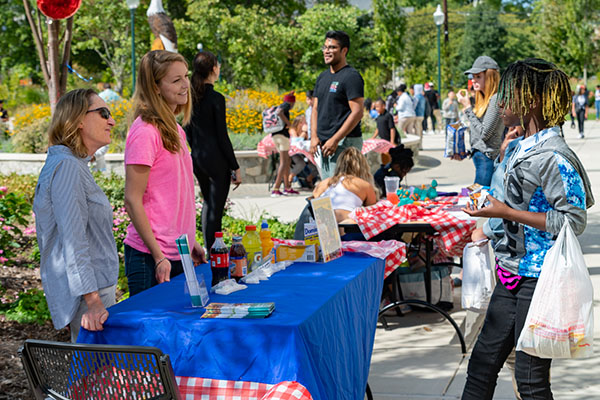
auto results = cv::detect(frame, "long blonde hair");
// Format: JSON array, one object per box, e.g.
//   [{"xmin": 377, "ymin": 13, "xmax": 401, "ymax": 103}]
[
  {"xmin": 48, "ymin": 88, "xmax": 97, "ymax": 158},
  {"xmin": 132, "ymin": 50, "xmax": 191, "ymax": 153},
  {"xmin": 473, "ymin": 68, "xmax": 500, "ymax": 118},
  {"xmin": 328, "ymin": 147, "xmax": 374, "ymax": 188}
]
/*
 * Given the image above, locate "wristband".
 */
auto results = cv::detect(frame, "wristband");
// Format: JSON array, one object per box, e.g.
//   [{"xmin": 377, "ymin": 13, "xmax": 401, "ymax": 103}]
[{"xmin": 155, "ymin": 257, "xmax": 167, "ymax": 267}]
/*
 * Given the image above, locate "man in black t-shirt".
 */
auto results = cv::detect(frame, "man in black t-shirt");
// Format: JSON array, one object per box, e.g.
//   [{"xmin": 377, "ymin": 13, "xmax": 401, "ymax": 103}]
[
  {"xmin": 310, "ymin": 30, "xmax": 365, "ymax": 178},
  {"xmin": 423, "ymin": 82, "xmax": 440, "ymax": 133}
]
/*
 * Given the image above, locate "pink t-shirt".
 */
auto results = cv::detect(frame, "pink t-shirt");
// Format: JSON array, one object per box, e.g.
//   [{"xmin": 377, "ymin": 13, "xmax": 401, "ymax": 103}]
[{"xmin": 124, "ymin": 116, "xmax": 196, "ymax": 260}]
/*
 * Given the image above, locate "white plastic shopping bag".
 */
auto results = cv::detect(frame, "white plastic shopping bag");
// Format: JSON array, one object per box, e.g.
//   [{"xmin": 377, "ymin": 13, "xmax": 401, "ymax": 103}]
[
  {"xmin": 516, "ymin": 217, "xmax": 594, "ymax": 359},
  {"xmin": 461, "ymin": 240, "xmax": 494, "ymax": 313}
]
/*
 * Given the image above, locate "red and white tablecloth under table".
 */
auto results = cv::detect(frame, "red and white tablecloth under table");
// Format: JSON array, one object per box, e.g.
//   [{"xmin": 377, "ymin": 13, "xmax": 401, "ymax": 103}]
[
  {"xmin": 350, "ymin": 197, "xmax": 476, "ymax": 258},
  {"xmin": 176, "ymin": 378, "xmax": 313, "ymax": 400}
]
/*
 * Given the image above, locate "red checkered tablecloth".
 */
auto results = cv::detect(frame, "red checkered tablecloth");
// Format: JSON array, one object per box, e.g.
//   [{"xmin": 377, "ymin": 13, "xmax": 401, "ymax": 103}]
[
  {"xmin": 272, "ymin": 238, "xmax": 406, "ymax": 279},
  {"xmin": 257, "ymin": 136, "xmax": 394, "ymax": 165},
  {"xmin": 361, "ymin": 138, "xmax": 395, "ymax": 154},
  {"xmin": 256, "ymin": 134, "xmax": 316, "ymax": 165},
  {"xmin": 350, "ymin": 199, "xmax": 476, "ymax": 258},
  {"xmin": 176, "ymin": 377, "xmax": 313, "ymax": 400}
]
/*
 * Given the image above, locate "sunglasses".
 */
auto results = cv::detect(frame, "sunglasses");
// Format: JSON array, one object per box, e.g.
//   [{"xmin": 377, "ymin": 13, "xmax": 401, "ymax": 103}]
[{"xmin": 86, "ymin": 107, "xmax": 112, "ymax": 119}]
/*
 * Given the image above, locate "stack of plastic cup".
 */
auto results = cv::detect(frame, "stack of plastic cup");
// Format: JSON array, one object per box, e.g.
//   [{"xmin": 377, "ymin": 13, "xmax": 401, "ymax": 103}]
[{"xmin": 384, "ymin": 176, "xmax": 400, "ymax": 204}]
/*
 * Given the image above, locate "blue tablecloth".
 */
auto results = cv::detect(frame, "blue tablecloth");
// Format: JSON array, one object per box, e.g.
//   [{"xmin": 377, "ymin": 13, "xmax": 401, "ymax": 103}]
[{"xmin": 78, "ymin": 253, "xmax": 384, "ymax": 400}]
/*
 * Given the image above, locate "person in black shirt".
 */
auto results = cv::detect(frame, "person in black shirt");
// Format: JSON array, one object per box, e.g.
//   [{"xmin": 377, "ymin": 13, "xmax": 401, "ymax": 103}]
[
  {"xmin": 310, "ymin": 30, "xmax": 365, "ymax": 179},
  {"xmin": 423, "ymin": 82, "xmax": 440, "ymax": 133},
  {"xmin": 184, "ymin": 51, "xmax": 241, "ymax": 251},
  {"xmin": 270, "ymin": 92, "xmax": 298, "ymax": 196},
  {"xmin": 371, "ymin": 98, "xmax": 397, "ymax": 145}
]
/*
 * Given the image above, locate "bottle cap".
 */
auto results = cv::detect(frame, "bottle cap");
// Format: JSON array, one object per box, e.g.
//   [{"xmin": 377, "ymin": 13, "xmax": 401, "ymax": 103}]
[
  {"xmin": 261, "ymin": 219, "xmax": 269, "ymax": 229},
  {"xmin": 245, "ymin": 225, "xmax": 256, "ymax": 231},
  {"xmin": 232, "ymin": 236, "xmax": 242, "ymax": 242},
  {"xmin": 215, "ymin": 232, "xmax": 223, "ymax": 238}
]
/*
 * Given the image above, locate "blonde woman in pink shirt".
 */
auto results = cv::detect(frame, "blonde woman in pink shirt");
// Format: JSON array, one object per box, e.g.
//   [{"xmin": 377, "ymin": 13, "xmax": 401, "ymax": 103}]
[{"xmin": 124, "ymin": 50, "xmax": 206, "ymax": 296}]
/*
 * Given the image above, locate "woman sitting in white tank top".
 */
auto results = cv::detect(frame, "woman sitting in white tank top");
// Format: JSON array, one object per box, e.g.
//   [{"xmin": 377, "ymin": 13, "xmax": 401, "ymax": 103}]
[{"xmin": 312, "ymin": 147, "xmax": 377, "ymax": 223}]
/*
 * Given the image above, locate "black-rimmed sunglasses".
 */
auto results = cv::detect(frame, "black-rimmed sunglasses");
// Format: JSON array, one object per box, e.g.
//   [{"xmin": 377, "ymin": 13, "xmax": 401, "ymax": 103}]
[{"xmin": 86, "ymin": 107, "xmax": 112, "ymax": 119}]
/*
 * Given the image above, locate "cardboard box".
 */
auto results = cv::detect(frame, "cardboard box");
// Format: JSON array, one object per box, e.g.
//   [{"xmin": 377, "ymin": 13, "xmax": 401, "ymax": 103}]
[{"xmin": 275, "ymin": 244, "xmax": 317, "ymax": 263}]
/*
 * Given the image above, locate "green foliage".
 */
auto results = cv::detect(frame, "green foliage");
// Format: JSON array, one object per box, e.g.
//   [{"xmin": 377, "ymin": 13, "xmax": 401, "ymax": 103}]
[
  {"xmin": 533, "ymin": 0, "xmax": 600, "ymax": 78},
  {"xmin": 1, "ymin": 288, "xmax": 51, "ymax": 325},
  {"xmin": 459, "ymin": 3, "xmax": 508, "ymax": 73},
  {"xmin": 93, "ymin": 172, "xmax": 126, "ymax": 209},
  {"xmin": 0, "ymin": 188, "xmax": 33, "ymax": 265},
  {"xmin": 0, "ymin": 0, "xmax": 39, "ymax": 78},
  {"xmin": 10, "ymin": 116, "xmax": 50, "ymax": 154},
  {"xmin": 373, "ymin": 0, "xmax": 407, "ymax": 69},
  {"xmin": 229, "ymin": 133, "xmax": 265, "ymax": 151},
  {"xmin": 0, "ymin": 173, "xmax": 38, "ymax": 203}
]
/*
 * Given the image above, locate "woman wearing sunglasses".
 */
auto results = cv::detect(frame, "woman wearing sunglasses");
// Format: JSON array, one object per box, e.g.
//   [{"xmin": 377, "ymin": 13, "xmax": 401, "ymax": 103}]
[
  {"xmin": 123, "ymin": 50, "xmax": 206, "ymax": 297},
  {"xmin": 33, "ymin": 88, "xmax": 119, "ymax": 342}
]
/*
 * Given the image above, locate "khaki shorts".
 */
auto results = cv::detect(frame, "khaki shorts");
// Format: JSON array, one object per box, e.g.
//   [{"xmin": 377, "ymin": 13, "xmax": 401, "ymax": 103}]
[{"xmin": 272, "ymin": 134, "xmax": 290, "ymax": 152}]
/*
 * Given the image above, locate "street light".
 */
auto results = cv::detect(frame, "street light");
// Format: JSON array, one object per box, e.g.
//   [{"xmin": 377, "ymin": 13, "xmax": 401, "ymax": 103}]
[
  {"xmin": 433, "ymin": 4, "xmax": 444, "ymax": 108},
  {"xmin": 126, "ymin": 0, "xmax": 140, "ymax": 93}
]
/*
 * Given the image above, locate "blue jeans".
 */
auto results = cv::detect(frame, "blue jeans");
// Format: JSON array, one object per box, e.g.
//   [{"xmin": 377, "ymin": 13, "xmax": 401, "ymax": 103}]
[
  {"xmin": 472, "ymin": 150, "xmax": 494, "ymax": 186},
  {"xmin": 595, "ymin": 100, "xmax": 600, "ymax": 120},
  {"xmin": 462, "ymin": 279, "xmax": 553, "ymax": 400},
  {"xmin": 125, "ymin": 245, "xmax": 184, "ymax": 297}
]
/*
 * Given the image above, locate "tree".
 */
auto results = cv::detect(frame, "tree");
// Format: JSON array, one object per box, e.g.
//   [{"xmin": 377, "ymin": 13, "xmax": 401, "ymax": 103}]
[
  {"xmin": 72, "ymin": 0, "xmax": 151, "ymax": 94},
  {"xmin": 0, "ymin": 0, "xmax": 38, "ymax": 77},
  {"xmin": 22, "ymin": 0, "xmax": 74, "ymax": 113},
  {"xmin": 533, "ymin": 0, "xmax": 600, "ymax": 82},
  {"xmin": 372, "ymin": 0, "xmax": 407, "ymax": 75},
  {"xmin": 458, "ymin": 2, "xmax": 508, "ymax": 73}
]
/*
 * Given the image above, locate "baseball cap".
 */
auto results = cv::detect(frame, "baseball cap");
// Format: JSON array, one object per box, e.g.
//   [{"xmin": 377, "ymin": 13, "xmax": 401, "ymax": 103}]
[
  {"xmin": 424, "ymin": 83, "xmax": 431, "ymax": 90},
  {"xmin": 464, "ymin": 56, "xmax": 499, "ymax": 75},
  {"xmin": 283, "ymin": 91, "xmax": 296, "ymax": 103}
]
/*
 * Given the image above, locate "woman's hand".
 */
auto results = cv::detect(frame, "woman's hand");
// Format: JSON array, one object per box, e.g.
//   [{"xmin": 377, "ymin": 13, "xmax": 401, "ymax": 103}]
[
  {"xmin": 456, "ymin": 89, "xmax": 471, "ymax": 108},
  {"xmin": 462, "ymin": 194, "xmax": 511, "ymax": 219},
  {"xmin": 231, "ymin": 168, "xmax": 242, "ymax": 190},
  {"xmin": 155, "ymin": 257, "xmax": 171, "ymax": 284},
  {"xmin": 81, "ymin": 292, "xmax": 109, "ymax": 331},
  {"xmin": 191, "ymin": 241, "xmax": 207, "ymax": 266}
]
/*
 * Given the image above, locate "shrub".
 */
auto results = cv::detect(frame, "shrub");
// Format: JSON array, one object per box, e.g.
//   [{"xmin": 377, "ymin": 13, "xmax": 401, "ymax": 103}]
[
  {"xmin": 11, "ymin": 112, "xmax": 50, "ymax": 153},
  {"xmin": 1, "ymin": 288, "xmax": 51, "ymax": 325},
  {"xmin": 0, "ymin": 187, "xmax": 33, "ymax": 265}
]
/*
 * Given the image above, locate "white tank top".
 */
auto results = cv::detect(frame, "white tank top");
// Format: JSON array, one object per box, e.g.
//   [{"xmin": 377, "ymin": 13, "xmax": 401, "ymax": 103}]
[{"xmin": 321, "ymin": 177, "xmax": 364, "ymax": 211}]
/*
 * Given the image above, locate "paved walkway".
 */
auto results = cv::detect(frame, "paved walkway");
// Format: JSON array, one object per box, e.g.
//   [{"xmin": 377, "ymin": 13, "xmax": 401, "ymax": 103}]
[{"xmin": 227, "ymin": 121, "xmax": 600, "ymax": 399}]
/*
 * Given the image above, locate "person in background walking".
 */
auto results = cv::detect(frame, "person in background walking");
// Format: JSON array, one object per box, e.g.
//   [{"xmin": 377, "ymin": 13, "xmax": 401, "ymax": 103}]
[
  {"xmin": 442, "ymin": 90, "xmax": 459, "ymax": 127},
  {"xmin": 457, "ymin": 56, "xmax": 504, "ymax": 186},
  {"xmin": 393, "ymin": 84, "xmax": 415, "ymax": 136},
  {"xmin": 33, "ymin": 89, "xmax": 119, "ymax": 342},
  {"xmin": 595, "ymin": 85, "xmax": 600, "ymax": 121},
  {"xmin": 185, "ymin": 50, "xmax": 242, "ymax": 252},
  {"xmin": 423, "ymin": 82, "xmax": 440, "ymax": 134},
  {"xmin": 123, "ymin": 50, "xmax": 206, "ymax": 297},
  {"xmin": 412, "ymin": 84, "xmax": 426, "ymax": 141},
  {"xmin": 270, "ymin": 91, "xmax": 298, "ymax": 196},
  {"xmin": 311, "ymin": 30, "xmax": 364, "ymax": 179},
  {"xmin": 572, "ymin": 85, "xmax": 588, "ymax": 139}
]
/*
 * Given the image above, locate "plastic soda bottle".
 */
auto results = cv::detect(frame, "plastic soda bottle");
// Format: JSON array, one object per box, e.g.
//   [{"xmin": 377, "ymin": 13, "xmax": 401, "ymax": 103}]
[
  {"xmin": 229, "ymin": 236, "xmax": 247, "ymax": 281},
  {"xmin": 210, "ymin": 232, "xmax": 229, "ymax": 287},
  {"xmin": 242, "ymin": 225, "xmax": 262, "ymax": 272},
  {"xmin": 259, "ymin": 219, "xmax": 274, "ymax": 258}
]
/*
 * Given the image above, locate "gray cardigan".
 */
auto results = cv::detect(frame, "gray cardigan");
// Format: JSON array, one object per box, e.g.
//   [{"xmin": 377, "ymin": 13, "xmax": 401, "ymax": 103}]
[{"xmin": 464, "ymin": 93, "xmax": 505, "ymax": 159}]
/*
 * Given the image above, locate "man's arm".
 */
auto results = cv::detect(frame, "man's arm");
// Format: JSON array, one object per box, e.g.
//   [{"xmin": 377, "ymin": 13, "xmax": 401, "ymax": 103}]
[
  {"xmin": 321, "ymin": 97, "xmax": 364, "ymax": 157},
  {"xmin": 310, "ymin": 97, "xmax": 320, "ymax": 155},
  {"xmin": 389, "ymin": 127, "xmax": 396, "ymax": 145}
]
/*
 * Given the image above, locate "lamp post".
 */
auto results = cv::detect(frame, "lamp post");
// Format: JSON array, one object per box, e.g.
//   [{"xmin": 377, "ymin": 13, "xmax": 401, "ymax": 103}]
[
  {"xmin": 126, "ymin": 0, "xmax": 140, "ymax": 93},
  {"xmin": 433, "ymin": 5, "xmax": 444, "ymax": 109}
]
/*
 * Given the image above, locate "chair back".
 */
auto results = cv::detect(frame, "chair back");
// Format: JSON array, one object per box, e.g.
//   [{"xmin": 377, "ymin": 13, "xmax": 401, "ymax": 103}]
[{"xmin": 19, "ymin": 339, "xmax": 181, "ymax": 400}]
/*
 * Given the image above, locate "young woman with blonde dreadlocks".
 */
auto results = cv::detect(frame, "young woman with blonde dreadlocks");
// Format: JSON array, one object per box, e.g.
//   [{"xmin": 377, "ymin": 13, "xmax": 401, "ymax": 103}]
[{"xmin": 461, "ymin": 58, "xmax": 594, "ymax": 400}]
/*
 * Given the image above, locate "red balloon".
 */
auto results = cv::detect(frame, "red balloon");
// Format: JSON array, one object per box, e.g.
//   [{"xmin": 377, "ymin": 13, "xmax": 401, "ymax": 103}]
[{"xmin": 37, "ymin": 0, "xmax": 82, "ymax": 20}]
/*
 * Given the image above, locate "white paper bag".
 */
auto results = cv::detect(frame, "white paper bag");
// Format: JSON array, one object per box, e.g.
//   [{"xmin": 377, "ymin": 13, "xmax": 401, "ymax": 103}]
[
  {"xmin": 461, "ymin": 240, "xmax": 494, "ymax": 313},
  {"xmin": 516, "ymin": 217, "xmax": 594, "ymax": 359}
]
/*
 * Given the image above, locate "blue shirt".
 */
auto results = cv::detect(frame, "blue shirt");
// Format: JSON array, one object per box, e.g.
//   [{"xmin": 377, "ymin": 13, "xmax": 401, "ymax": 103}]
[{"xmin": 33, "ymin": 145, "xmax": 118, "ymax": 329}]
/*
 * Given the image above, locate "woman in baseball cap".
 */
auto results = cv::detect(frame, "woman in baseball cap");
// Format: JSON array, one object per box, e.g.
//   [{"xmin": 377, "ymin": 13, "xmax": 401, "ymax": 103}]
[{"xmin": 456, "ymin": 55, "xmax": 505, "ymax": 186}]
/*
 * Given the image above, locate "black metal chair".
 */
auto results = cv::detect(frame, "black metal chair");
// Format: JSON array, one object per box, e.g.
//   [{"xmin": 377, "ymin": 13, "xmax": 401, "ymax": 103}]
[{"xmin": 19, "ymin": 339, "xmax": 181, "ymax": 400}]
